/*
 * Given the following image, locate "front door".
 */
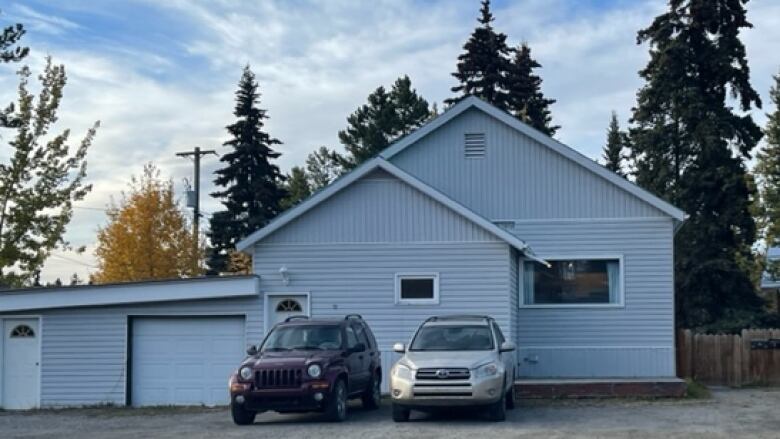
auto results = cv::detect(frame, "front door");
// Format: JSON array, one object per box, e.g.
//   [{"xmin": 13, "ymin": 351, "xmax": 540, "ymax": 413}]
[
  {"xmin": 2, "ymin": 318, "xmax": 40, "ymax": 409},
  {"xmin": 267, "ymin": 295, "xmax": 309, "ymax": 331}
]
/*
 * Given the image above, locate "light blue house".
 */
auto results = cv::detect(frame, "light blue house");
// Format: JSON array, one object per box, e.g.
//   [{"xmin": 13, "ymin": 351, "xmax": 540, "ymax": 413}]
[{"xmin": 0, "ymin": 96, "xmax": 685, "ymax": 409}]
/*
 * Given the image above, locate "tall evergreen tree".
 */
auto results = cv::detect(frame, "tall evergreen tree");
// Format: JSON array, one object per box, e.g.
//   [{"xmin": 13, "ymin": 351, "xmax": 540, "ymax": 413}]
[
  {"xmin": 629, "ymin": 0, "xmax": 764, "ymax": 330},
  {"xmin": 306, "ymin": 146, "xmax": 343, "ymax": 190},
  {"xmin": 756, "ymin": 72, "xmax": 780, "ymax": 278},
  {"xmin": 339, "ymin": 76, "xmax": 430, "ymax": 169},
  {"xmin": 1, "ymin": 15, "xmax": 28, "ymax": 130},
  {"xmin": 445, "ymin": 0, "xmax": 512, "ymax": 110},
  {"xmin": 506, "ymin": 43, "xmax": 558, "ymax": 136},
  {"xmin": 602, "ymin": 111, "xmax": 626, "ymax": 177},
  {"xmin": 207, "ymin": 66, "xmax": 286, "ymax": 274},
  {"xmin": 280, "ymin": 166, "xmax": 311, "ymax": 210}
]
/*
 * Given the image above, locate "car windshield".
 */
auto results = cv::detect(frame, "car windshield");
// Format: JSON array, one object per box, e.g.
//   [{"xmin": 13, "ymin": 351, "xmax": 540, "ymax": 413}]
[
  {"xmin": 409, "ymin": 324, "xmax": 494, "ymax": 351},
  {"xmin": 261, "ymin": 325, "xmax": 342, "ymax": 352}
]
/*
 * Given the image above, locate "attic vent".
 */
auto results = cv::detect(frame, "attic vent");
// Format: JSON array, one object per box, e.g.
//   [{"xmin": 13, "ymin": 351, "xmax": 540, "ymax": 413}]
[{"xmin": 464, "ymin": 133, "xmax": 486, "ymax": 159}]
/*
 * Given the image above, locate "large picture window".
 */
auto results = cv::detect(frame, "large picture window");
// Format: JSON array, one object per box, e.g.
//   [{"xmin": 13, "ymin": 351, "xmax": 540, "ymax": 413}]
[{"xmin": 522, "ymin": 257, "xmax": 622, "ymax": 307}]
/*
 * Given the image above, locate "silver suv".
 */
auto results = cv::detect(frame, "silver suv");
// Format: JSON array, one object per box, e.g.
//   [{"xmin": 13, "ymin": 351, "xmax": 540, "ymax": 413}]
[{"xmin": 389, "ymin": 315, "xmax": 516, "ymax": 422}]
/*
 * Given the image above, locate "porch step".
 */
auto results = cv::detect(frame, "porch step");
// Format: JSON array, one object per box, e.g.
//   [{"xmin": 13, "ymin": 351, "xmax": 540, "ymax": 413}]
[{"xmin": 514, "ymin": 378, "xmax": 686, "ymax": 399}]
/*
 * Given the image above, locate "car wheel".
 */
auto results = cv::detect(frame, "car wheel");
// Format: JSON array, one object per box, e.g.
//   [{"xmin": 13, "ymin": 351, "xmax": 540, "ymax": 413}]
[
  {"xmin": 230, "ymin": 402, "xmax": 257, "ymax": 425},
  {"xmin": 506, "ymin": 375, "xmax": 516, "ymax": 410},
  {"xmin": 325, "ymin": 379, "xmax": 348, "ymax": 422},
  {"xmin": 361, "ymin": 373, "xmax": 381, "ymax": 410},
  {"xmin": 392, "ymin": 403, "xmax": 410, "ymax": 422},
  {"xmin": 487, "ymin": 392, "xmax": 506, "ymax": 422}
]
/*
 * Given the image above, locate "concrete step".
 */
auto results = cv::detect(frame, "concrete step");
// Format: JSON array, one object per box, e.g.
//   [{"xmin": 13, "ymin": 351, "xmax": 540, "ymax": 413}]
[{"xmin": 514, "ymin": 378, "xmax": 687, "ymax": 399}]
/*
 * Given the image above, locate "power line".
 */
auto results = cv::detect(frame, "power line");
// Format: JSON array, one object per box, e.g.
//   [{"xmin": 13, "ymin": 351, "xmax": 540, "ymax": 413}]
[{"xmin": 49, "ymin": 253, "xmax": 97, "ymax": 268}]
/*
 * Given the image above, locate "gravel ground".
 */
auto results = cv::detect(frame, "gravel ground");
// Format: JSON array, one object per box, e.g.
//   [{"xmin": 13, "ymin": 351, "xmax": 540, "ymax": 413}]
[{"xmin": 1, "ymin": 388, "xmax": 779, "ymax": 439}]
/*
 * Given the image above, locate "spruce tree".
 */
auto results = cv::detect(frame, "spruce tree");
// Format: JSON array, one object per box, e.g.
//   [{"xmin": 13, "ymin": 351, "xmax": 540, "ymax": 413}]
[
  {"xmin": 602, "ymin": 111, "xmax": 626, "ymax": 177},
  {"xmin": 756, "ymin": 72, "xmax": 780, "ymax": 279},
  {"xmin": 306, "ymin": 146, "xmax": 343, "ymax": 190},
  {"xmin": 1, "ymin": 16, "xmax": 28, "ymax": 130},
  {"xmin": 629, "ymin": 0, "xmax": 764, "ymax": 330},
  {"xmin": 207, "ymin": 66, "xmax": 286, "ymax": 274},
  {"xmin": 505, "ymin": 43, "xmax": 558, "ymax": 136},
  {"xmin": 339, "ymin": 76, "xmax": 430, "ymax": 169},
  {"xmin": 445, "ymin": 0, "xmax": 511, "ymax": 110}
]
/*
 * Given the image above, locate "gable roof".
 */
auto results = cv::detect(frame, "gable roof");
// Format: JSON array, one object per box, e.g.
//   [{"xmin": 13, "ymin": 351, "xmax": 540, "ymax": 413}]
[
  {"xmin": 380, "ymin": 95, "xmax": 685, "ymax": 221},
  {"xmin": 236, "ymin": 158, "xmax": 548, "ymax": 265}
]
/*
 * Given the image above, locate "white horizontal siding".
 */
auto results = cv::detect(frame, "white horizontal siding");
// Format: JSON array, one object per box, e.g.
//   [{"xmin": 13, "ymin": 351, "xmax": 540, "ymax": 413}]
[
  {"xmin": 254, "ymin": 242, "xmax": 512, "ymax": 351},
  {"xmin": 265, "ymin": 169, "xmax": 499, "ymax": 244},
  {"xmin": 512, "ymin": 218, "xmax": 675, "ymax": 378},
  {"xmin": 390, "ymin": 108, "xmax": 666, "ymax": 220},
  {"xmin": 31, "ymin": 298, "xmax": 262, "ymax": 407}
]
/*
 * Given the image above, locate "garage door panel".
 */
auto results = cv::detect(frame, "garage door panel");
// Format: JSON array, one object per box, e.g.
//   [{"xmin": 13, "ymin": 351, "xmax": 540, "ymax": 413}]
[{"xmin": 131, "ymin": 317, "xmax": 244, "ymax": 407}]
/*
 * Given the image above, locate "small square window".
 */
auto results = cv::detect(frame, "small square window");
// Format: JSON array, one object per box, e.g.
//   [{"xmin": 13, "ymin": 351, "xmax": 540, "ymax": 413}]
[{"xmin": 395, "ymin": 273, "xmax": 439, "ymax": 305}]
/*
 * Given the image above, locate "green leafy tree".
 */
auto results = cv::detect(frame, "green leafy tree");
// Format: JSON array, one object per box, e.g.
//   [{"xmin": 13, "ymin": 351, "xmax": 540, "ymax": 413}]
[
  {"xmin": 0, "ymin": 58, "xmax": 98, "ymax": 287},
  {"xmin": 602, "ymin": 112, "xmax": 626, "ymax": 177},
  {"xmin": 756, "ymin": 72, "xmax": 780, "ymax": 279},
  {"xmin": 628, "ymin": 0, "xmax": 765, "ymax": 330},
  {"xmin": 306, "ymin": 146, "xmax": 343, "ymax": 190},
  {"xmin": 339, "ymin": 75, "xmax": 430, "ymax": 169},
  {"xmin": 506, "ymin": 43, "xmax": 558, "ymax": 136},
  {"xmin": 1, "ymin": 15, "xmax": 28, "ymax": 130},
  {"xmin": 280, "ymin": 166, "xmax": 311, "ymax": 210},
  {"xmin": 207, "ymin": 66, "xmax": 286, "ymax": 274},
  {"xmin": 445, "ymin": 0, "xmax": 511, "ymax": 110}
]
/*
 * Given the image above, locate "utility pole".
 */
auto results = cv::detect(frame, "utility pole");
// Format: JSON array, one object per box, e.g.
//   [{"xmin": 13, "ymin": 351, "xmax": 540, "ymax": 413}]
[{"xmin": 176, "ymin": 147, "xmax": 217, "ymax": 270}]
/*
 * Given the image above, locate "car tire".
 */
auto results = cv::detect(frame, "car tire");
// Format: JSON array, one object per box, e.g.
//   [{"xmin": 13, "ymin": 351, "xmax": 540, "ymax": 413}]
[
  {"xmin": 487, "ymin": 392, "xmax": 506, "ymax": 422},
  {"xmin": 361, "ymin": 373, "xmax": 381, "ymax": 410},
  {"xmin": 392, "ymin": 403, "xmax": 410, "ymax": 422},
  {"xmin": 325, "ymin": 379, "xmax": 348, "ymax": 422},
  {"xmin": 230, "ymin": 402, "xmax": 257, "ymax": 425},
  {"xmin": 506, "ymin": 374, "xmax": 516, "ymax": 410}
]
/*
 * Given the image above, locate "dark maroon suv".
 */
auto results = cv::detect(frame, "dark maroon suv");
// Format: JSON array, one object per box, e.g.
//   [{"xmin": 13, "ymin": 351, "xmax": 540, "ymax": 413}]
[{"xmin": 229, "ymin": 314, "xmax": 382, "ymax": 424}]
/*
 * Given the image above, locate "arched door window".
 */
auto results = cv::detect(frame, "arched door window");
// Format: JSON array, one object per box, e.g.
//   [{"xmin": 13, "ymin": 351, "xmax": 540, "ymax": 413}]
[
  {"xmin": 10, "ymin": 325, "xmax": 35, "ymax": 338},
  {"xmin": 276, "ymin": 299, "xmax": 302, "ymax": 312}
]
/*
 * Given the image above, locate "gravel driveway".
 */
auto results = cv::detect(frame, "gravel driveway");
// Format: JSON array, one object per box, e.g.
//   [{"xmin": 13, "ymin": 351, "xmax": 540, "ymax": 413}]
[{"xmin": 1, "ymin": 388, "xmax": 779, "ymax": 439}]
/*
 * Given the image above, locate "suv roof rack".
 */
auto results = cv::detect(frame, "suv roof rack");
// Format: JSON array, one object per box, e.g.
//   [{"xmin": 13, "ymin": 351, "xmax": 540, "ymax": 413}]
[
  {"xmin": 424, "ymin": 315, "xmax": 492, "ymax": 323},
  {"xmin": 284, "ymin": 315, "xmax": 310, "ymax": 322},
  {"xmin": 344, "ymin": 314, "xmax": 363, "ymax": 321}
]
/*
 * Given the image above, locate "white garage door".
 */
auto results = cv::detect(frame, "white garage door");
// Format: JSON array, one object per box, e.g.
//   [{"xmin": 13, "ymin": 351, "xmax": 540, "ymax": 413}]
[{"xmin": 131, "ymin": 317, "xmax": 245, "ymax": 407}]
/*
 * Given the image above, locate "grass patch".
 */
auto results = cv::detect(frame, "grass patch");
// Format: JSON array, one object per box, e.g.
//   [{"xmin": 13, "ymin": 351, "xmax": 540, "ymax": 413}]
[{"xmin": 684, "ymin": 379, "xmax": 711, "ymax": 399}]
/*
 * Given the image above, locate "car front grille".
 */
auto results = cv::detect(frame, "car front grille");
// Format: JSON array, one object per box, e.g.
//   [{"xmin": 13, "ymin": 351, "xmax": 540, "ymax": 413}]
[
  {"xmin": 415, "ymin": 368, "xmax": 471, "ymax": 380},
  {"xmin": 255, "ymin": 368, "xmax": 303, "ymax": 388}
]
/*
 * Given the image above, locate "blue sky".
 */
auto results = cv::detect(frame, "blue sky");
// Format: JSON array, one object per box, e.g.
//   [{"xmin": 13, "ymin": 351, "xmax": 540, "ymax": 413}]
[{"xmin": 1, "ymin": 0, "xmax": 779, "ymax": 282}]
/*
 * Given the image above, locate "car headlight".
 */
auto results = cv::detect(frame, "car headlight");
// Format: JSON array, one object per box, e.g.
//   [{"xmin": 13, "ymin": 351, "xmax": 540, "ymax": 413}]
[
  {"xmin": 474, "ymin": 362, "xmax": 499, "ymax": 378},
  {"xmin": 239, "ymin": 366, "xmax": 253, "ymax": 381},
  {"xmin": 307, "ymin": 364, "xmax": 322, "ymax": 378},
  {"xmin": 392, "ymin": 363, "xmax": 412, "ymax": 380}
]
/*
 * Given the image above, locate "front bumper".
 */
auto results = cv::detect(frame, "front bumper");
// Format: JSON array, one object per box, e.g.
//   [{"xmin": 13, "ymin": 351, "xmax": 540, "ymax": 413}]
[
  {"xmin": 230, "ymin": 380, "xmax": 331, "ymax": 412},
  {"xmin": 390, "ymin": 371, "xmax": 505, "ymax": 407}
]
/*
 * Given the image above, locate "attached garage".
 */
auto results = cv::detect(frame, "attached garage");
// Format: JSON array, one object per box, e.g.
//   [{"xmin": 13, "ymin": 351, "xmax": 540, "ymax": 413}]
[
  {"xmin": 0, "ymin": 276, "xmax": 261, "ymax": 409},
  {"xmin": 129, "ymin": 317, "xmax": 245, "ymax": 406}
]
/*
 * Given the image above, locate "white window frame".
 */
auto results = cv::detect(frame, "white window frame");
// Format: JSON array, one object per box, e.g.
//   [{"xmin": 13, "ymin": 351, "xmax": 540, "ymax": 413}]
[
  {"xmin": 519, "ymin": 254, "xmax": 625, "ymax": 309},
  {"xmin": 395, "ymin": 273, "xmax": 440, "ymax": 305}
]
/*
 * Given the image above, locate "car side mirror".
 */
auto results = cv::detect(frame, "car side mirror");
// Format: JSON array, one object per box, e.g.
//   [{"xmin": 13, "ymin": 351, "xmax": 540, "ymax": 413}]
[
  {"xmin": 352, "ymin": 343, "xmax": 366, "ymax": 353},
  {"xmin": 500, "ymin": 341, "xmax": 516, "ymax": 353},
  {"xmin": 393, "ymin": 342, "xmax": 406, "ymax": 353},
  {"xmin": 246, "ymin": 345, "xmax": 258, "ymax": 356}
]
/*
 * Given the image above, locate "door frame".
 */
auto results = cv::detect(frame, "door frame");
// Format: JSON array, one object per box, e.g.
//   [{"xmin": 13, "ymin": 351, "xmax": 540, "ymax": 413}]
[
  {"xmin": 263, "ymin": 292, "xmax": 311, "ymax": 334},
  {"xmin": 125, "ymin": 313, "xmax": 248, "ymax": 407},
  {"xmin": 0, "ymin": 315, "xmax": 42, "ymax": 409}
]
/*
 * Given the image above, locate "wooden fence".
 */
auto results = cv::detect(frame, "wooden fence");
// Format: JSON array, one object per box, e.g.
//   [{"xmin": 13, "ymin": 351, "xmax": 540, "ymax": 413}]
[{"xmin": 677, "ymin": 329, "xmax": 780, "ymax": 387}]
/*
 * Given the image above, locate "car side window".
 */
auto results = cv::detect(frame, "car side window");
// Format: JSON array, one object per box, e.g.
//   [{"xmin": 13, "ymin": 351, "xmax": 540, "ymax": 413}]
[
  {"xmin": 492, "ymin": 322, "xmax": 506, "ymax": 345},
  {"xmin": 345, "ymin": 326, "xmax": 360, "ymax": 349},
  {"xmin": 354, "ymin": 323, "xmax": 371, "ymax": 349}
]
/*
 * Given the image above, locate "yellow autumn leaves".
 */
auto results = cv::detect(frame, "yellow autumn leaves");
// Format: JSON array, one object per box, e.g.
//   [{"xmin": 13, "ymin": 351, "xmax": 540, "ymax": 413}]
[{"xmin": 91, "ymin": 164, "xmax": 204, "ymax": 284}]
